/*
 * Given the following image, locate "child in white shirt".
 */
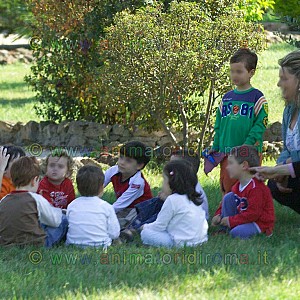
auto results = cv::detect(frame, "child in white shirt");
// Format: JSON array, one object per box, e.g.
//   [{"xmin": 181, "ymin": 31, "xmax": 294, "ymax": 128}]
[
  {"xmin": 141, "ymin": 160, "xmax": 208, "ymax": 248},
  {"xmin": 66, "ymin": 165, "xmax": 120, "ymax": 248}
]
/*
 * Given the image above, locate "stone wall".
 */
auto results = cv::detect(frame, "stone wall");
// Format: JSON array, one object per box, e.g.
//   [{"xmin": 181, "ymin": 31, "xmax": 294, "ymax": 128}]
[{"xmin": 0, "ymin": 120, "xmax": 283, "ymax": 157}]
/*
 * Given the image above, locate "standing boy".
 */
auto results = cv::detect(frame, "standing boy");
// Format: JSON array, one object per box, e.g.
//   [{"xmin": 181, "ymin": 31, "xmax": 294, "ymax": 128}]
[{"xmin": 210, "ymin": 48, "xmax": 268, "ymax": 195}]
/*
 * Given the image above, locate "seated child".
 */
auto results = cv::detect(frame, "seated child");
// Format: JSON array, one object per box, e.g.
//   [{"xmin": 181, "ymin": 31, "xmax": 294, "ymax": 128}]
[
  {"xmin": 38, "ymin": 150, "xmax": 75, "ymax": 209},
  {"xmin": 211, "ymin": 145, "xmax": 275, "ymax": 239},
  {"xmin": 66, "ymin": 165, "xmax": 120, "ymax": 248},
  {"xmin": 104, "ymin": 141, "xmax": 152, "ymax": 228},
  {"xmin": 126, "ymin": 149, "xmax": 209, "ymax": 233},
  {"xmin": 0, "ymin": 145, "xmax": 25, "ymax": 199},
  {"xmin": 171, "ymin": 149, "xmax": 209, "ymax": 219},
  {"xmin": 141, "ymin": 160, "xmax": 208, "ymax": 248},
  {"xmin": 0, "ymin": 156, "xmax": 66, "ymax": 247}
]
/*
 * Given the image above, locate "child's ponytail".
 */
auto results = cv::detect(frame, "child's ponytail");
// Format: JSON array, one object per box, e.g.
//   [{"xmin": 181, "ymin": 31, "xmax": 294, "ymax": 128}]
[{"xmin": 163, "ymin": 160, "xmax": 203, "ymax": 206}]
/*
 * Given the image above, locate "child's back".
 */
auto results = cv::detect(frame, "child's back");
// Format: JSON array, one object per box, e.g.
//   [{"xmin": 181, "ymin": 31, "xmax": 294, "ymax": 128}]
[
  {"xmin": 143, "ymin": 193, "xmax": 208, "ymax": 246},
  {"xmin": 141, "ymin": 160, "xmax": 208, "ymax": 248},
  {"xmin": 0, "ymin": 192, "xmax": 62, "ymax": 246},
  {"xmin": 66, "ymin": 165, "xmax": 120, "ymax": 248},
  {"xmin": 66, "ymin": 196, "xmax": 119, "ymax": 247}
]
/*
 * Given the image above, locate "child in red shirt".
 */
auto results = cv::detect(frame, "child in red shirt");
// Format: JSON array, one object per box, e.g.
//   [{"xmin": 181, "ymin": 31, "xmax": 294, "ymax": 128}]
[
  {"xmin": 211, "ymin": 145, "xmax": 275, "ymax": 239},
  {"xmin": 38, "ymin": 150, "xmax": 75, "ymax": 209}
]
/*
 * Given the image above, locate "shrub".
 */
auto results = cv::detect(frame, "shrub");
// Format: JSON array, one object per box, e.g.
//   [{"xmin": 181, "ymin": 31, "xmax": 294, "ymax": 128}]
[{"xmin": 102, "ymin": 1, "xmax": 266, "ymax": 149}]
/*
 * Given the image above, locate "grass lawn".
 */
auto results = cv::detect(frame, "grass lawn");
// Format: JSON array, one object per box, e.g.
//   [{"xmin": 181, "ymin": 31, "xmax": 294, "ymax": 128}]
[
  {"xmin": 1, "ymin": 42, "xmax": 300, "ymax": 299},
  {"xmin": 1, "ymin": 164, "xmax": 300, "ymax": 299}
]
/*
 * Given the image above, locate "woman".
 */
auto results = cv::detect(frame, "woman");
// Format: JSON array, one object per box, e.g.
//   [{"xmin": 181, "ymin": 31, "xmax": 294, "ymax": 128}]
[{"xmin": 267, "ymin": 50, "xmax": 300, "ymax": 213}]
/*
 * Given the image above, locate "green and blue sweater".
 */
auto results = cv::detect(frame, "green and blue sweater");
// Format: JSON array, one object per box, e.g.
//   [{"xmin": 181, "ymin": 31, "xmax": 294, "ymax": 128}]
[{"xmin": 212, "ymin": 87, "xmax": 268, "ymax": 153}]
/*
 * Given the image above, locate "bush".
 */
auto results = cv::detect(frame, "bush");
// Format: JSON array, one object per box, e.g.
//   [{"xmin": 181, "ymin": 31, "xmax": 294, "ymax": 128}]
[
  {"xmin": 25, "ymin": 0, "xmax": 145, "ymax": 123},
  {"xmin": 102, "ymin": 1, "xmax": 266, "ymax": 149},
  {"xmin": 274, "ymin": 0, "xmax": 300, "ymax": 30}
]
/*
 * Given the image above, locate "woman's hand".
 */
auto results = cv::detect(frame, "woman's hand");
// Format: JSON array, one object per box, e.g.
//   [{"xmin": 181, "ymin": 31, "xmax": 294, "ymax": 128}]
[
  {"xmin": 249, "ymin": 165, "xmax": 291, "ymax": 180},
  {"xmin": 275, "ymin": 175, "xmax": 293, "ymax": 193}
]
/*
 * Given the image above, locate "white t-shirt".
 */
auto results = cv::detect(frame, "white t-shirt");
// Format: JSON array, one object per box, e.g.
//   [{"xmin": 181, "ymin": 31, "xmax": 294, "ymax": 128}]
[
  {"xmin": 286, "ymin": 122, "xmax": 300, "ymax": 152},
  {"xmin": 143, "ymin": 193, "xmax": 208, "ymax": 247},
  {"xmin": 66, "ymin": 196, "xmax": 120, "ymax": 248}
]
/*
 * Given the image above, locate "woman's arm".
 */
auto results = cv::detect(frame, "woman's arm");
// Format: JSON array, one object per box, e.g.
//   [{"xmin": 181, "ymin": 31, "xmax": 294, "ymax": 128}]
[{"xmin": 249, "ymin": 164, "xmax": 294, "ymax": 179}]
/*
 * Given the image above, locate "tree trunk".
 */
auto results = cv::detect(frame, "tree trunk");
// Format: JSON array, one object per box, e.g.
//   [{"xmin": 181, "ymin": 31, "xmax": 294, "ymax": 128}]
[{"xmin": 198, "ymin": 79, "xmax": 215, "ymax": 154}]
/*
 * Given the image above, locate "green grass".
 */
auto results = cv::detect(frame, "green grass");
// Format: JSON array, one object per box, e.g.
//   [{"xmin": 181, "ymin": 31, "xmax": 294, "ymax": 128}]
[
  {"xmin": 252, "ymin": 42, "xmax": 297, "ymax": 124},
  {"xmin": 0, "ymin": 63, "xmax": 42, "ymax": 123},
  {"xmin": 2, "ymin": 163, "xmax": 300, "ymax": 299},
  {"xmin": 1, "ymin": 43, "xmax": 300, "ymax": 299},
  {"xmin": 0, "ymin": 42, "xmax": 297, "ymax": 124}
]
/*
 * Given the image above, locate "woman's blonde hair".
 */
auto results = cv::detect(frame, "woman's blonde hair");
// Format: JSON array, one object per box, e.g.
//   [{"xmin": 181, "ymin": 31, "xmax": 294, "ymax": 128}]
[{"xmin": 279, "ymin": 50, "xmax": 300, "ymax": 107}]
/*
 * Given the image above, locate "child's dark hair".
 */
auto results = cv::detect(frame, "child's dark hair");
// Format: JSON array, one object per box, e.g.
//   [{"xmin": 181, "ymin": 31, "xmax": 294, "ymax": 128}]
[
  {"xmin": 229, "ymin": 145, "xmax": 260, "ymax": 167},
  {"xmin": 119, "ymin": 141, "xmax": 150, "ymax": 168},
  {"xmin": 171, "ymin": 148, "xmax": 200, "ymax": 174},
  {"xmin": 76, "ymin": 165, "xmax": 105, "ymax": 197},
  {"xmin": 230, "ymin": 48, "xmax": 258, "ymax": 71},
  {"xmin": 163, "ymin": 160, "xmax": 202, "ymax": 206},
  {"xmin": 10, "ymin": 156, "xmax": 40, "ymax": 187},
  {"xmin": 3, "ymin": 145, "xmax": 26, "ymax": 171}
]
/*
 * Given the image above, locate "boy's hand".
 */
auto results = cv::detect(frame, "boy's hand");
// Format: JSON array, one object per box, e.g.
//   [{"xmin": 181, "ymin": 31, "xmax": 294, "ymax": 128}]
[
  {"xmin": 0, "ymin": 147, "xmax": 10, "ymax": 173},
  {"xmin": 220, "ymin": 217, "xmax": 229, "ymax": 227},
  {"xmin": 208, "ymin": 149, "xmax": 216, "ymax": 155},
  {"xmin": 211, "ymin": 214, "xmax": 221, "ymax": 226},
  {"xmin": 158, "ymin": 191, "xmax": 168, "ymax": 201}
]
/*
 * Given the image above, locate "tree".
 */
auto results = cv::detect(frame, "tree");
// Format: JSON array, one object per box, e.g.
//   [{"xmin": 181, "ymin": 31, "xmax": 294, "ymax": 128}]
[
  {"xmin": 101, "ymin": 1, "xmax": 266, "ymax": 150},
  {"xmin": 25, "ymin": 0, "xmax": 145, "ymax": 123}
]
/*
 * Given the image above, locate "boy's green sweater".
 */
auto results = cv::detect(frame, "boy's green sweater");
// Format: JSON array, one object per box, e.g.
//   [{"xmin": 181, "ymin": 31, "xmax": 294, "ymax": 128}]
[{"xmin": 212, "ymin": 87, "xmax": 268, "ymax": 153}]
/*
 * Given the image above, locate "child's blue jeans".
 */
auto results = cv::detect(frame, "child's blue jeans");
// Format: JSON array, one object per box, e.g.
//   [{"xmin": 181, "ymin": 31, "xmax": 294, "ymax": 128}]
[
  {"xmin": 128, "ymin": 197, "xmax": 164, "ymax": 230},
  {"xmin": 221, "ymin": 192, "xmax": 261, "ymax": 239},
  {"xmin": 41, "ymin": 214, "xmax": 68, "ymax": 247}
]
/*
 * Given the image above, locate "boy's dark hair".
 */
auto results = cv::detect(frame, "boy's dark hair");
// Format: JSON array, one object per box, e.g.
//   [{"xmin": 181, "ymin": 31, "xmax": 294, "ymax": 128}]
[
  {"xmin": 3, "ymin": 145, "xmax": 26, "ymax": 171},
  {"xmin": 76, "ymin": 165, "xmax": 105, "ymax": 197},
  {"xmin": 163, "ymin": 160, "xmax": 202, "ymax": 206},
  {"xmin": 230, "ymin": 48, "xmax": 258, "ymax": 71},
  {"xmin": 172, "ymin": 148, "xmax": 200, "ymax": 174},
  {"xmin": 119, "ymin": 141, "xmax": 150, "ymax": 168},
  {"xmin": 10, "ymin": 156, "xmax": 40, "ymax": 187},
  {"xmin": 42, "ymin": 150, "xmax": 74, "ymax": 177},
  {"xmin": 229, "ymin": 145, "xmax": 260, "ymax": 167}
]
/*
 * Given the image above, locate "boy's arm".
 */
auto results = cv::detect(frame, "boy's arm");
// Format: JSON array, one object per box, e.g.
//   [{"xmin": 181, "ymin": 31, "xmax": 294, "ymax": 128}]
[
  {"xmin": 107, "ymin": 205, "xmax": 120, "ymax": 239},
  {"xmin": 244, "ymin": 98, "xmax": 268, "ymax": 147},
  {"xmin": 104, "ymin": 166, "xmax": 118, "ymax": 188},
  {"xmin": 112, "ymin": 182, "xmax": 145, "ymax": 212},
  {"xmin": 31, "ymin": 193, "xmax": 62, "ymax": 227},
  {"xmin": 227, "ymin": 189, "xmax": 263, "ymax": 228},
  {"xmin": 212, "ymin": 105, "xmax": 222, "ymax": 152},
  {"xmin": 143, "ymin": 197, "xmax": 174, "ymax": 232}
]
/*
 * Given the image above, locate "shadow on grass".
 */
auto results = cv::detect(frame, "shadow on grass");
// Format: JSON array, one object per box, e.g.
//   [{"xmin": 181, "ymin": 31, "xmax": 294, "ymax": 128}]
[
  {"xmin": 0, "ymin": 97, "xmax": 36, "ymax": 107},
  {"xmin": 1, "ymin": 181, "xmax": 300, "ymax": 298},
  {"xmin": 0, "ymin": 81, "xmax": 30, "ymax": 91}
]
